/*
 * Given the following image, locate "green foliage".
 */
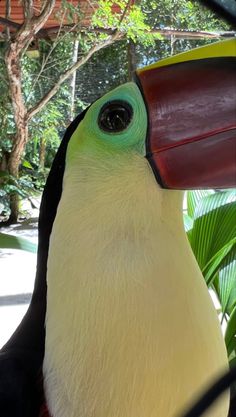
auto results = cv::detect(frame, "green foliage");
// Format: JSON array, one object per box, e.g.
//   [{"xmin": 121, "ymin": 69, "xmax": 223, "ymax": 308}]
[
  {"xmin": 0, "ymin": 170, "xmax": 37, "ymax": 218},
  {"xmin": 185, "ymin": 190, "xmax": 236, "ymax": 365},
  {"xmin": 135, "ymin": 0, "xmax": 231, "ymax": 68},
  {"xmin": 225, "ymin": 305, "xmax": 236, "ymax": 362},
  {"xmin": 74, "ymin": 40, "xmax": 129, "ymax": 110},
  {"xmin": 27, "ymin": 102, "xmax": 64, "ymax": 167},
  {"xmin": 0, "ymin": 49, "xmax": 16, "ymax": 165},
  {"xmin": 55, "ymin": 0, "xmax": 83, "ymax": 24},
  {"xmin": 175, "ymin": 0, "xmax": 229, "ymax": 31},
  {"xmin": 140, "ymin": 0, "xmax": 229, "ymax": 31},
  {"xmin": 23, "ymin": 39, "xmax": 74, "ymax": 108},
  {"xmin": 92, "ymin": 0, "xmax": 162, "ymax": 46},
  {"xmin": 0, "ymin": 45, "xmax": 73, "ymax": 218},
  {"xmin": 0, "ymin": 103, "xmax": 66, "ymax": 217},
  {"xmin": 0, "ymin": 231, "xmax": 37, "ymax": 253}
]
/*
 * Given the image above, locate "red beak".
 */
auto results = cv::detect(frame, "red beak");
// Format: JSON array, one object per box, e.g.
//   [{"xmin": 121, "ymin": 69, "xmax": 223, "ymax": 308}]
[{"xmin": 136, "ymin": 40, "xmax": 236, "ymax": 189}]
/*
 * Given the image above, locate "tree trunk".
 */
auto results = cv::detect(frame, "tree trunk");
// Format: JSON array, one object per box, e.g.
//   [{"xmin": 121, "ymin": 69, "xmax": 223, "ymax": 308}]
[
  {"xmin": 4, "ymin": 36, "xmax": 28, "ymax": 223},
  {"xmin": 69, "ymin": 39, "xmax": 79, "ymax": 122},
  {"xmin": 127, "ymin": 40, "xmax": 136, "ymax": 81},
  {"xmin": 2, "ymin": 0, "xmax": 56, "ymax": 224},
  {"xmin": 39, "ymin": 137, "xmax": 46, "ymax": 169},
  {"xmin": 0, "ymin": 151, "xmax": 9, "ymax": 172},
  {"xmin": 170, "ymin": 34, "xmax": 177, "ymax": 56},
  {"xmin": 7, "ymin": 124, "xmax": 28, "ymax": 223}
]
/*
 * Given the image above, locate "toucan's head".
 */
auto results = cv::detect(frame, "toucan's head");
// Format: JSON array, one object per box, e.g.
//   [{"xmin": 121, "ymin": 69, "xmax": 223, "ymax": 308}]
[{"xmin": 66, "ymin": 39, "xmax": 236, "ymax": 191}]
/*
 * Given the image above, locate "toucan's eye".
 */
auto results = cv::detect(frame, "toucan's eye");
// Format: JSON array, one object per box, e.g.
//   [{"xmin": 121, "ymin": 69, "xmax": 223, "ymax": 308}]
[{"xmin": 98, "ymin": 100, "xmax": 133, "ymax": 133}]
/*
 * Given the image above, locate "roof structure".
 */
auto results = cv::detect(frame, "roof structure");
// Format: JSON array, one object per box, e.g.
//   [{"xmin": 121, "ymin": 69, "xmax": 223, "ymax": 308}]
[
  {"xmin": 0, "ymin": 0, "xmax": 234, "ymax": 41},
  {"xmin": 0, "ymin": 0, "xmax": 123, "ymax": 37},
  {"xmin": 0, "ymin": 1, "xmax": 88, "ymax": 29}
]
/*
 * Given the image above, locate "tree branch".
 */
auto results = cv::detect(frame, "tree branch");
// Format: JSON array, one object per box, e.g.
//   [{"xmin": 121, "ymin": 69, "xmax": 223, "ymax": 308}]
[
  {"xmin": 118, "ymin": 0, "xmax": 133, "ymax": 28},
  {"xmin": 0, "ymin": 16, "xmax": 19, "ymax": 30},
  {"xmin": 26, "ymin": 33, "xmax": 121, "ymax": 121},
  {"xmin": 0, "ymin": 16, "xmax": 50, "ymax": 38},
  {"xmin": 23, "ymin": 0, "xmax": 34, "ymax": 23},
  {"xmin": 5, "ymin": 0, "xmax": 11, "ymax": 40},
  {"xmin": 14, "ymin": 0, "xmax": 55, "ymax": 47},
  {"xmin": 30, "ymin": 0, "xmax": 56, "ymax": 34},
  {"xmin": 25, "ymin": 19, "xmax": 80, "ymax": 104},
  {"xmin": 1, "ymin": 15, "xmax": 235, "ymax": 40},
  {"xmin": 42, "ymin": 26, "xmax": 236, "ymax": 39}
]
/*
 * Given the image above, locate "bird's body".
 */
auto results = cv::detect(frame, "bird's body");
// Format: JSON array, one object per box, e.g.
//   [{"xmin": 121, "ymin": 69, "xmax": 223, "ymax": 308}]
[
  {"xmin": 1, "ymin": 41, "xmax": 235, "ymax": 417},
  {"xmin": 43, "ymin": 84, "xmax": 229, "ymax": 417}
]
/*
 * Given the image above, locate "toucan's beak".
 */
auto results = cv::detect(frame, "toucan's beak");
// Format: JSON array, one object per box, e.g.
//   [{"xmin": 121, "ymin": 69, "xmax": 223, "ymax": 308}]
[{"xmin": 136, "ymin": 40, "xmax": 236, "ymax": 189}]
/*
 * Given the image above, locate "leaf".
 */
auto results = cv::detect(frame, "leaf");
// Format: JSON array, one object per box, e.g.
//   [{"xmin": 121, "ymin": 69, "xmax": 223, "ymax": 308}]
[
  {"xmin": 225, "ymin": 305, "xmax": 236, "ymax": 360},
  {"xmin": 188, "ymin": 191, "xmax": 236, "ymax": 270},
  {"xmin": 203, "ymin": 238, "xmax": 236, "ymax": 286},
  {"xmin": 186, "ymin": 190, "xmax": 213, "ymax": 218},
  {"xmin": 229, "ymin": 355, "xmax": 236, "ymax": 368},
  {"xmin": 214, "ymin": 245, "xmax": 236, "ymax": 315},
  {"xmin": 22, "ymin": 160, "xmax": 33, "ymax": 169},
  {"xmin": 183, "ymin": 213, "xmax": 194, "ymax": 232},
  {"xmin": 0, "ymin": 171, "xmax": 9, "ymax": 178},
  {"xmin": 186, "ymin": 190, "xmax": 236, "ymax": 326},
  {"xmin": 194, "ymin": 190, "xmax": 236, "ymax": 219},
  {"xmin": 0, "ymin": 232, "xmax": 37, "ymax": 253}
]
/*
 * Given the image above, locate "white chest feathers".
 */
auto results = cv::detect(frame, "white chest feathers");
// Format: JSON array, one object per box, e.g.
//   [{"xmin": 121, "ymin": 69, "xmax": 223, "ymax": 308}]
[{"xmin": 43, "ymin": 154, "xmax": 229, "ymax": 417}]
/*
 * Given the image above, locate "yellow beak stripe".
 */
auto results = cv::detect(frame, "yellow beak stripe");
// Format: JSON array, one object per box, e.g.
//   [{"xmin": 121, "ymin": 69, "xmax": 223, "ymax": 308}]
[{"xmin": 137, "ymin": 39, "xmax": 236, "ymax": 73}]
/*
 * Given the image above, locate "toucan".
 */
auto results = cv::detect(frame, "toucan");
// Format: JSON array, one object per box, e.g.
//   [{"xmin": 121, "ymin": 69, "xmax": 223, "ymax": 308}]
[{"xmin": 0, "ymin": 39, "xmax": 235, "ymax": 417}]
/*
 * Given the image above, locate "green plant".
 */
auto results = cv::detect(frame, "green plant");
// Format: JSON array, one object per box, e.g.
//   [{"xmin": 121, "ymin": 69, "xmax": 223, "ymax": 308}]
[
  {"xmin": 0, "ymin": 170, "xmax": 37, "ymax": 218},
  {"xmin": 0, "ymin": 231, "xmax": 37, "ymax": 253},
  {"xmin": 184, "ymin": 190, "xmax": 236, "ymax": 366}
]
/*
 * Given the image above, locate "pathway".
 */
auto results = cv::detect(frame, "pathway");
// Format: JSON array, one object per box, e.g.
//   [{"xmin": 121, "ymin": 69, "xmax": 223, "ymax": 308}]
[{"xmin": 0, "ymin": 211, "xmax": 38, "ymax": 348}]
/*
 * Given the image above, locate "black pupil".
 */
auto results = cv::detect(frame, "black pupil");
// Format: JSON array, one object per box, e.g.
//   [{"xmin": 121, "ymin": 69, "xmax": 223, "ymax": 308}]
[{"xmin": 98, "ymin": 101, "xmax": 133, "ymax": 132}]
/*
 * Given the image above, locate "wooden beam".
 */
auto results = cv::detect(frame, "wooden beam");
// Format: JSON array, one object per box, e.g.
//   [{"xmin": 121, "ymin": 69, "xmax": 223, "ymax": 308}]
[{"xmin": 1, "ymin": 16, "xmax": 235, "ymax": 41}]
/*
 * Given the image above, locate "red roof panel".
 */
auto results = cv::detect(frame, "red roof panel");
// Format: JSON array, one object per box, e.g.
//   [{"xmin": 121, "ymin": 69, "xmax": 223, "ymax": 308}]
[{"xmin": 0, "ymin": 1, "xmax": 125, "ymax": 33}]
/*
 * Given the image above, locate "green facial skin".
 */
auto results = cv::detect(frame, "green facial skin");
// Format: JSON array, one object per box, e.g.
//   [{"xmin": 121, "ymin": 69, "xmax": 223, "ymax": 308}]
[{"xmin": 66, "ymin": 82, "xmax": 148, "ymax": 164}]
